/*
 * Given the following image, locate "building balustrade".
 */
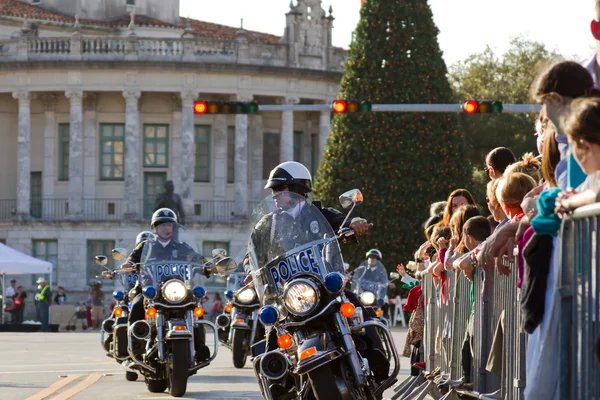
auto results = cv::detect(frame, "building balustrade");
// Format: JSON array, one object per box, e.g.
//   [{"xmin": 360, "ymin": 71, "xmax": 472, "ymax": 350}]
[
  {"xmin": 0, "ymin": 198, "xmax": 258, "ymax": 223},
  {"xmin": 0, "ymin": 35, "xmax": 346, "ymax": 72}
]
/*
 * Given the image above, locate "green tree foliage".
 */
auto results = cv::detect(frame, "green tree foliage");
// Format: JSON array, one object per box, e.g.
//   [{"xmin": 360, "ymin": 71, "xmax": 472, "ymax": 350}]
[
  {"xmin": 313, "ymin": 0, "xmax": 471, "ymax": 268},
  {"xmin": 449, "ymin": 37, "xmax": 559, "ymax": 193}
]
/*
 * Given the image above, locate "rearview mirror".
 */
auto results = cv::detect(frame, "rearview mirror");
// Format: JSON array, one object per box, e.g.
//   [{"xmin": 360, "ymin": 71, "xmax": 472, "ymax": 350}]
[
  {"xmin": 339, "ymin": 189, "xmax": 364, "ymax": 209},
  {"xmin": 215, "ymin": 257, "xmax": 238, "ymax": 274},
  {"xmin": 212, "ymin": 248, "xmax": 227, "ymax": 258},
  {"xmin": 95, "ymin": 255, "xmax": 108, "ymax": 266},
  {"xmin": 390, "ymin": 272, "xmax": 400, "ymax": 280},
  {"xmin": 111, "ymin": 248, "xmax": 128, "ymax": 261}
]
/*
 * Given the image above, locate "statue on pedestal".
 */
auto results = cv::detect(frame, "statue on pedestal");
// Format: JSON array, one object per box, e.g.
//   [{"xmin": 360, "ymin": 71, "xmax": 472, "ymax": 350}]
[{"xmin": 154, "ymin": 180, "xmax": 185, "ymax": 225}]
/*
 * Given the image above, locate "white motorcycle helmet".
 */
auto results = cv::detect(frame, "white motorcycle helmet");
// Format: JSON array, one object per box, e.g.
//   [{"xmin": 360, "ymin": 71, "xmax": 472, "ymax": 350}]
[{"xmin": 264, "ymin": 161, "xmax": 312, "ymax": 197}]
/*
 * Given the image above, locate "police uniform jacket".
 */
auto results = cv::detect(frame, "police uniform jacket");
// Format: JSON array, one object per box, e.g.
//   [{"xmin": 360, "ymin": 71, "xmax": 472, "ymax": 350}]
[{"xmin": 247, "ymin": 200, "xmax": 350, "ymax": 274}]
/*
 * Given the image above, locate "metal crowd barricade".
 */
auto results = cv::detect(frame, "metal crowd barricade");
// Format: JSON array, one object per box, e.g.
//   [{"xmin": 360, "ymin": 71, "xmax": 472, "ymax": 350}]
[
  {"xmin": 558, "ymin": 203, "xmax": 600, "ymax": 400},
  {"xmin": 417, "ymin": 257, "xmax": 526, "ymax": 399}
]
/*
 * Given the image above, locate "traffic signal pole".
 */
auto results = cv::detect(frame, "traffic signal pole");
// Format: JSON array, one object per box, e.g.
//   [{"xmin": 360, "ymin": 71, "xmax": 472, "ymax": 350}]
[{"xmin": 258, "ymin": 104, "xmax": 541, "ymax": 113}]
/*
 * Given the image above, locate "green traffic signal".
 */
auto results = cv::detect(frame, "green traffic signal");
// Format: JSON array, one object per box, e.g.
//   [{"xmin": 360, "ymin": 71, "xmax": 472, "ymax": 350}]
[
  {"xmin": 247, "ymin": 101, "xmax": 259, "ymax": 114},
  {"xmin": 491, "ymin": 101, "xmax": 503, "ymax": 113},
  {"xmin": 359, "ymin": 101, "xmax": 372, "ymax": 112}
]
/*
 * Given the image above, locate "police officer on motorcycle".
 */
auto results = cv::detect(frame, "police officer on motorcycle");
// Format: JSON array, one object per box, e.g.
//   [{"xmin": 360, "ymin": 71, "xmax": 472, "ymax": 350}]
[
  {"xmin": 250, "ymin": 161, "xmax": 390, "ymax": 392},
  {"xmin": 356, "ymin": 249, "xmax": 387, "ymax": 282},
  {"xmin": 122, "ymin": 208, "xmax": 211, "ymax": 361}
]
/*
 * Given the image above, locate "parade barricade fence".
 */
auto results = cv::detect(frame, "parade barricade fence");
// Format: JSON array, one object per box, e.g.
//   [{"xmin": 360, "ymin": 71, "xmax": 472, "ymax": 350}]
[
  {"xmin": 559, "ymin": 203, "xmax": 600, "ymax": 400},
  {"xmin": 420, "ymin": 257, "xmax": 526, "ymax": 399}
]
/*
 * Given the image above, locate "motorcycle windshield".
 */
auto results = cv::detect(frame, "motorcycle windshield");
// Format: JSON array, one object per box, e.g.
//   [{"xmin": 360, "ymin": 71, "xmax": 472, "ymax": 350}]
[
  {"xmin": 140, "ymin": 224, "xmax": 206, "ymax": 290},
  {"xmin": 351, "ymin": 262, "xmax": 388, "ymax": 300},
  {"xmin": 226, "ymin": 273, "xmax": 248, "ymax": 292},
  {"xmin": 247, "ymin": 192, "xmax": 345, "ymax": 302}
]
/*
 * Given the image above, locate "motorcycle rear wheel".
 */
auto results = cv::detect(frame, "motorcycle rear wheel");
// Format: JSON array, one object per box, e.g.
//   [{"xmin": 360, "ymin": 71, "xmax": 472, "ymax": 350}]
[
  {"xmin": 231, "ymin": 329, "xmax": 248, "ymax": 369},
  {"xmin": 168, "ymin": 340, "xmax": 189, "ymax": 397}
]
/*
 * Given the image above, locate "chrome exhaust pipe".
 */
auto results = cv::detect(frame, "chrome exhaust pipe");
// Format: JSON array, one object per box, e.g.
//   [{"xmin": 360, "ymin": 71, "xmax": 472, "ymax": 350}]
[
  {"xmin": 216, "ymin": 314, "xmax": 231, "ymax": 329},
  {"xmin": 102, "ymin": 319, "xmax": 115, "ymax": 334},
  {"xmin": 260, "ymin": 351, "xmax": 289, "ymax": 381},
  {"xmin": 130, "ymin": 320, "xmax": 151, "ymax": 340}
]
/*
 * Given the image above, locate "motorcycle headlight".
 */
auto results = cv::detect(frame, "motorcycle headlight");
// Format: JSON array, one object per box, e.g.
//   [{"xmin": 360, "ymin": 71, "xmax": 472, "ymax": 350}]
[
  {"xmin": 283, "ymin": 279, "xmax": 319, "ymax": 316},
  {"xmin": 359, "ymin": 291, "xmax": 376, "ymax": 306},
  {"xmin": 161, "ymin": 280, "xmax": 187, "ymax": 304},
  {"xmin": 236, "ymin": 287, "xmax": 257, "ymax": 304}
]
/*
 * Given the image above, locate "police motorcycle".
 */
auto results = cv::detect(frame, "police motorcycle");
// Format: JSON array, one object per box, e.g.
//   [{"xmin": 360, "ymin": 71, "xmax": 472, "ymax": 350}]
[
  {"xmin": 351, "ymin": 260, "xmax": 389, "ymax": 325},
  {"xmin": 95, "ymin": 247, "xmax": 143, "ymax": 382},
  {"xmin": 216, "ymin": 258, "xmax": 263, "ymax": 369},
  {"xmin": 121, "ymin": 225, "xmax": 239, "ymax": 398},
  {"xmin": 248, "ymin": 189, "xmax": 400, "ymax": 400}
]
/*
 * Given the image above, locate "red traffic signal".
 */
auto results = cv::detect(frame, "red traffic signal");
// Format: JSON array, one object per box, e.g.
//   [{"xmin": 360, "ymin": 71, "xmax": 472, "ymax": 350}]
[
  {"xmin": 332, "ymin": 100, "xmax": 347, "ymax": 113},
  {"xmin": 463, "ymin": 100, "xmax": 478, "ymax": 114},
  {"xmin": 193, "ymin": 101, "xmax": 207, "ymax": 114}
]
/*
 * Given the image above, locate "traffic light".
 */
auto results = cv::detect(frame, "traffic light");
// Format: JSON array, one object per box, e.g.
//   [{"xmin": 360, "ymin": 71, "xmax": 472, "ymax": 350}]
[
  {"xmin": 462, "ymin": 100, "xmax": 503, "ymax": 114},
  {"xmin": 332, "ymin": 99, "xmax": 372, "ymax": 114},
  {"xmin": 193, "ymin": 100, "xmax": 259, "ymax": 115}
]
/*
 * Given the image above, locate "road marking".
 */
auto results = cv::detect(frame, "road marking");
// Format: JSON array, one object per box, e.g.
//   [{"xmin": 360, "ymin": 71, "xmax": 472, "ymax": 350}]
[
  {"xmin": 24, "ymin": 375, "xmax": 82, "ymax": 400},
  {"xmin": 0, "ymin": 368, "xmax": 122, "ymax": 375},
  {"xmin": 0, "ymin": 362, "xmax": 113, "ymax": 368},
  {"xmin": 50, "ymin": 374, "xmax": 103, "ymax": 400}
]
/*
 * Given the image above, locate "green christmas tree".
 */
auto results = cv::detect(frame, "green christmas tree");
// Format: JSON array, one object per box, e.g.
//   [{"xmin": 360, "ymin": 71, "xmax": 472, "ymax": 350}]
[{"xmin": 313, "ymin": 0, "xmax": 472, "ymax": 269}]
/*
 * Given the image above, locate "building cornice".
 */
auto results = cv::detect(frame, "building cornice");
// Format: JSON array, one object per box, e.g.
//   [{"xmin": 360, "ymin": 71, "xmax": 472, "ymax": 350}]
[{"xmin": 0, "ymin": 60, "xmax": 343, "ymax": 81}]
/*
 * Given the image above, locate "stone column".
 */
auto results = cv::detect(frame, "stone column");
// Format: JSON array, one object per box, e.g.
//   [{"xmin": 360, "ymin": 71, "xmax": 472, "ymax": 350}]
[
  {"xmin": 319, "ymin": 108, "xmax": 331, "ymax": 165},
  {"xmin": 83, "ymin": 94, "xmax": 97, "ymax": 201},
  {"xmin": 250, "ymin": 114, "xmax": 264, "ymax": 203},
  {"xmin": 42, "ymin": 94, "xmax": 57, "ymax": 200},
  {"xmin": 233, "ymin": 95, "xmax": 251, "ymax": 218},
  {"xmin": 123, "ymin": 90, "xmax": 141, "ymax": 219},
  {"xmin": 213, "ymin": 115, "xmax": 227, "ymax": 217},
  {"xmin": 12, "ymin": 91, "xmax": 30, "ymax": 218},
  {"xmin": 65, "ymin": 90, "xmax": 84, "ymax": 216},
  {"xmin": 279, "ymin": 97, "xmax": 299, "ymax": 163},
  {"xmin": 170, "ymin": 95, "xmax": 183, "ymax": 194},
  {"xmin": 180, "ymin": 91, "xmax": 198, "ymax": 219}
]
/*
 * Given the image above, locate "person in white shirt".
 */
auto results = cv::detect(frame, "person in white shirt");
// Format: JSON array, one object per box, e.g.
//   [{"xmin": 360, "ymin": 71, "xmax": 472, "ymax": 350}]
[{"xmin": 5, "ymin": 279, "xmax": 16, "ymax": 300}]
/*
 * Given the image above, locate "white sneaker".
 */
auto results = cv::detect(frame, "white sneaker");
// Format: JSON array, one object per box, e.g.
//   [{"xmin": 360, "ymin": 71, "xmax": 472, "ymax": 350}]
[{"xmin": 479, "ymin": 389, "xmax": 502, "ymax": 400}]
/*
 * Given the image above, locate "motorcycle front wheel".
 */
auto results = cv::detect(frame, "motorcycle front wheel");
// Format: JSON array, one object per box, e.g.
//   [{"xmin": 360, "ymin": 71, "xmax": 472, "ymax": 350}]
[
  {"xmin": 168, "ymin": 340, "xmax": 189, "ymax": 397},
  {"xmin": 231, "ymin": 328, "xmax": 249, "ymax": 369},
  {"xmin": 308, "ymin": 360, "xmax": 366, "ymax": 400}
]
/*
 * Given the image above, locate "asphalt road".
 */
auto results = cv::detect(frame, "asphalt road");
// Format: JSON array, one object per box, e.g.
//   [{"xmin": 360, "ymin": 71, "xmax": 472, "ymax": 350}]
[{"xmin": 0, "ymin": 328, "xmax": 410, "ymax": 400}]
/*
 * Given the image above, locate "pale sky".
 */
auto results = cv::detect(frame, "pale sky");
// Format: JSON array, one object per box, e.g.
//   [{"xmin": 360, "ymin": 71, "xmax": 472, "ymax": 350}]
[{"xmin": 181, "ymin": 0, "xmax": 596, "ymax": 66}]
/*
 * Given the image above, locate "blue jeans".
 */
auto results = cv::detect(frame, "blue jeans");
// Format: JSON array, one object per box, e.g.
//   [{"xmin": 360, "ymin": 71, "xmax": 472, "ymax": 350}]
[{"xmin": 38, "ymin": 302, "xmax": 50, "ymax": 332}]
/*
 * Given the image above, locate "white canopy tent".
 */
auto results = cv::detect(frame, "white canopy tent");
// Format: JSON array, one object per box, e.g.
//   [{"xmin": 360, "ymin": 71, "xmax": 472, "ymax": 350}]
[{"xmin": 0, "ymin": 243, "xmax": 52, "ymax": 323}]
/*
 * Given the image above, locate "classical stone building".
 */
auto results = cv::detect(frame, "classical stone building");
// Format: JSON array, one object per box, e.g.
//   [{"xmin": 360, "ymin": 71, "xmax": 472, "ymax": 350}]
[{"xmin": 0, "ymin": 0, "xmax": 346, "ymax": 294}]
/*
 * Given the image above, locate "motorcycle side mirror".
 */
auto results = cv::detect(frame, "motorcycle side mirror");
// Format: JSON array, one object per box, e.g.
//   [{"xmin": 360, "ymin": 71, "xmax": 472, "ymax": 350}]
[
  {"xmin": 95, "ymin": 255, "xmax": 108, "ymax": 266},
  {"xmin": 390, "ymin": 272, "xmax": 400, "ymax": 280},
  {"xmin": 215, "ymin": 257, "xmax": 238, "ymax": 274},
  {"xmin": 212, "ymin": 248, "xmax": 227, "ymax": 258},
  {"xmin": 343, "ymin": 262, "xmax": 350, "ymax": 272},
  {"xmin": 111, "ymin": 248, "xmax": 128, "ymax": 261},
  {"xmin": 339, "ymin": 189, "xmax": 364, "ymax": 209}
]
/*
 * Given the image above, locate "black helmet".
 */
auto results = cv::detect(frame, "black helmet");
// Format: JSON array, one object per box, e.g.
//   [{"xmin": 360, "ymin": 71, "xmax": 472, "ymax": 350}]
[
  {"xmin": 151, "ymin": 208, "xmax": 177, "ymax": 229},
  {"xmin": 366, "ymin": 249, "xmax": 382, "ymax": 260},
  {"xmin": 136, "ymin": 231, "xmax": 154, "ymax": 245},
  {"xmin": 264, "ymin": 161, "xmax": 312, "ymax": 196}
]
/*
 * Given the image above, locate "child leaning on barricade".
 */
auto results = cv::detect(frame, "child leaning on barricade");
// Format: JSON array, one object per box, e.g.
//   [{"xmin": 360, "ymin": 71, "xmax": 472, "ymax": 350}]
[{"xmin": 451, "ymin": 217, "xmax": 493, "ymax": 388}]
